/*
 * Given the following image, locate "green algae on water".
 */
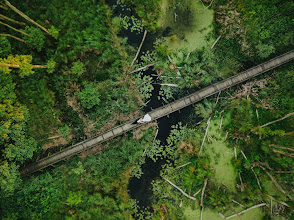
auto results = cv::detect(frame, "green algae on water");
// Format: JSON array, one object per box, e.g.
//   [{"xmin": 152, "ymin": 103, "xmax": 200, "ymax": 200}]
[{"xmin": 158, "ymin": 0, "xmax": 214, "ymax": 51}]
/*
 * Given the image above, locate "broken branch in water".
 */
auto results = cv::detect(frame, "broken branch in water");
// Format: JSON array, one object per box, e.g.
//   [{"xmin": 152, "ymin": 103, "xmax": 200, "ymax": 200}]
[
  {"xmin": 130, "ymin": 30, "xmax": 147, "ymax": 69},
  {"xmin": 130, "ymin": 62, "xmax": 157, "ymax": 74}
]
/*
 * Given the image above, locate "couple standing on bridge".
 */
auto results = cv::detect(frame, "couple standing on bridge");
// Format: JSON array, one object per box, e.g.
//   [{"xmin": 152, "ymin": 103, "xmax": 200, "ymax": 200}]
[{"xmin": 133, "ymin": 114, "xmax": 152, "ymax": 124}]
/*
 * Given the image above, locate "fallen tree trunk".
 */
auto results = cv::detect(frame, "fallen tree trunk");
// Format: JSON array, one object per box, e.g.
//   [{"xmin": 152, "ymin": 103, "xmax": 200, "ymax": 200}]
[
  {"xmin": 0, "ymin": 20, "xmax": 30, "ymax": 36},
  {"xmin": 269, "ymin": 144, "xmax": 294, "ymax": 152},
  {"xmin": 0, "ymin": 63, "xmax": 47, "ymax": 68},
  {"xmin": 261, "ymin": 112, "xmax": 294, "ymax": 128},
  {"xmin": 273, "ymin": 149, "xmax": 294, "ymax": 158},
  {"xmin": 225, "ymin": 203, "xmax": 266, "ymax": 219},
  {"xmin": 0, "ymin": 33, "xmax": 24, "ymax": 42},
  {"xmin": 163, "ymin": 177, "xmax": 197, "ymax": 200},
  {"xmin": 4, "ymin": 0, "xmax": 50, "ymax": 34},
  {"xmin": 0, "ymin": 14, "xmax": 25, "ymax": 25}
]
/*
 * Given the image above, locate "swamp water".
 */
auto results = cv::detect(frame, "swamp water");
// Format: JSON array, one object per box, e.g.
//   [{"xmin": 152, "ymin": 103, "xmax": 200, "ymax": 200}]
[{"xmin": 108, "ymin": 0, "xmax": 264, "ymax": 219}]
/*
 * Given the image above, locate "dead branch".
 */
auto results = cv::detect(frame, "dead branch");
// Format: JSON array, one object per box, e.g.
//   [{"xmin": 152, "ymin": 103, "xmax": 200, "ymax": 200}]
[
  {"xmin": 210, "ymin": 35, "xmax": 221, "ymax": 49},
  {"xmin": 130, "ymin": 30, "xmax": 147, "ymax": 69},
  {"xmin": 259, "ymin": 165, "xmax": 294, "ymax": 201},
  {"xmin": 234, "ymin": 147, "xmax": 237, "ymax": 159},
  {"xmin": 251, "ymin": 167, "xmax": 262, "ymax": 191},
  {"xmin": 199, "ymin": 117, "xmax": 211, "ymax": 155},
  {"xmin": 137, "ymin": 77, "xmax": 153, "ymax": 88},
  {"xmin": 219, "ymin": 213, "xmax": 226, "ymax": 219},
  {"xmin": 163, "ymin": 177, "xmax": 197, "ymax": 200},
  {"xmin": 225, "ymin": 203, "xmax": 267, "ymax": 219},
  {"xmin": 160, "ymin": 83, "xmax": 179, "ymax": 87},
  {"xmin": 203, "ymin": 0, "xmax": 214, "ymax": 11},
  {"xmin": 0, "ymin": 33, "xmax": 24, "ymax": 42},
  {"xmin": 269, "ymin": 144, "xmax": 294, "ymax": 152},
  {"xmin": 261, "ymin": 112, "xmax": 294, "ymax": 128},
  {"xmin": 193, "ymin": 188, "xmax": 202, "ymax": 196},
  {"xmin": 167, "ymin": 55, "xmax": 182, "ymax": 77},
  {"xmin": 273, "ymin": 149, "xmax": 294, "ymax": 158},
  {"xmin": 200, "ymin": 178, "xmax": 208, "ymax": 220},
  {"xmin": 241, "ymin": 150, "xmax": 248, "ymax": 160},
  {"xmin": 142, "ymin": 127, "xmax": 158, "ymax": 157},
  {"xmin": 130, "ymin": 62, "xmax": 157, "ymax": 74},
  {"xmin": 232, "ymin": 200, "xmax": 245, "ymax": 208},
  {"xmin": 219, "ymin": 116, "xmax": 223, "ymax": 136},
  {"xmin": 0, "ymin": 14, "xmax": 25, "ymax": 25},
  {"xmin": 274, "ymin": 171, "xmax": 293, "ymax": 174},
  {"xmin": 4, "ymin": 0, "xmax": 50, "ymax": 34},
  {"xmin": 175, "ymin": 162, "xmax": 191, "ymax": 169},
  {"xmin": 0, "ymin": 20, "xmax": 30, "ymax": 36},
  {"xmin": 262, "ymin": 194, "xmax": 289, "ymax": 207}
]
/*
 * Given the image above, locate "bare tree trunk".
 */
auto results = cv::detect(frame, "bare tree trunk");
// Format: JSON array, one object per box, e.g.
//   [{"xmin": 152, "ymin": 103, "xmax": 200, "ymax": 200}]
[
  {"xmin": 0, "ymin": 33, "xmax": 24, "ymax": 42},
  {"xmin": 0, "ymin": 63, "xmax": 47, "ymax": 68},
  {"xmin": 0, "ymin": 20, "xmax": 30, "ymax": 36},
  {"xmin": 261, "ymin": 112, "xmax": 294, "ymax": 128},
  {"xmin": 0, "ymin": 14, "xmax": 25, "ymax": 25},
  {"xmin": 269, "ymin": 144, "xmax": 294, "ymax": 152},
  {"xmin": 130, "ymin": 30, "xmax": 147, "ymax": 69},
  {"xmin": 225, "ymin": 203, "xmax": 266, "ymax": 219},
  {"xmin": 4, "ymin": 0, "xmax": 50, "ymax": 34}
]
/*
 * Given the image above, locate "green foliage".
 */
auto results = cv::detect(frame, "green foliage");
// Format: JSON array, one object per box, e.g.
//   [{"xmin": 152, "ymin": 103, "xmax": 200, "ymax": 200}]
[
  {"xmin": 58, "ymin": 124, "xmax": 70, "ymax": 141},
  {"xmin": 48, "ymin": 25, "xmax": 59, "ymax": 39},
  {"xmin": 0, "ymin": 36, "xmax": 11, "ymax": 57},
  {"xmin": 23, "ymin": 26, "xmax": 46, "ymax": 52},
  {"xmin": 67, "ymin": 191, "xmax": 83, "ymax": 207},
  {"xmin": 0, "ymin": 129, "xmax": 153, "ymax": 219},
  {"xmin": 78, "ymin": 84, "xmax": 101, "ymax": 109},
  {"xmin": 46, "ymin": 59, "xmax": 56, "ymax": 74},
  {"xmin": 0, "ymin": 162, "xmax": 21, "ymax": 197},
  {"xmin": 255, "ymin": 43, "xmax": 276, "ymax": 58},
  {"xmin": 71, "ymin": 60, "xmax": 86, "ymax": 76}
]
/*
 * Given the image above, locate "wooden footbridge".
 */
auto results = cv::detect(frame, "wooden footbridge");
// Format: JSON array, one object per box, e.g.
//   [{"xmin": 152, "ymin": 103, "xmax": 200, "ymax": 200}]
[{"xmin": 23, "ymin": 50, "xmax": 294, "ymax": 174}]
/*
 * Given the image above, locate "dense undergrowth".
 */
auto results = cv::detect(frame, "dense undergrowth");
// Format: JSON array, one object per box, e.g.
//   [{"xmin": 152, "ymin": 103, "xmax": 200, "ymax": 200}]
[{"xmin": 0, "ymin": 0, "xmax": 293, "ymax": 219}]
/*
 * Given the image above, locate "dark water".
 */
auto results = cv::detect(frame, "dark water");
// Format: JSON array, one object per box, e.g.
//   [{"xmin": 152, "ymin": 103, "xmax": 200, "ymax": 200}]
[{"xmin": 106, "ymin": 0, "xmax": 199, "ymax": 211}]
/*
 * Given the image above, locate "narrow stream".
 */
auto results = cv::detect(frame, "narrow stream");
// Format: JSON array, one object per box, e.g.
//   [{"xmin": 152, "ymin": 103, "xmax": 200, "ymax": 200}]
[{"xmin": 107, "ymin": 0, "xmax": 202, "ymax": 212}]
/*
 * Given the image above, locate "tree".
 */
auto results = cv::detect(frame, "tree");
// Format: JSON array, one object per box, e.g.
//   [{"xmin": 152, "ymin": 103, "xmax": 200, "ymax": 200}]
[
  {"xmin": 0, "ymin": 55, "xmax": 47, "ymax": 77},
  {"xmin": 22, "ymin": 26, "xmax": 45, "ymax": 51},
  {"xmin": 78, "ymin": 84, "xmax": 101, "ymax": 109}
]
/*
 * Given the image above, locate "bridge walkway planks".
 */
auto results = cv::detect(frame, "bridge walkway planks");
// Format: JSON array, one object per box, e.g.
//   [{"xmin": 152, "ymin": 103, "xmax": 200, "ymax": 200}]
[{"xmin": 23, "ymin": 49, "xmax": 294, "ymax": 174}]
